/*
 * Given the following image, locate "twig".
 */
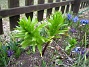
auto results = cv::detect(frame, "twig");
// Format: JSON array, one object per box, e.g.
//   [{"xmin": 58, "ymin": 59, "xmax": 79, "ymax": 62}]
[{"xmin": 53, "ymin": 40, "xmax": 74, "ymax": 63}]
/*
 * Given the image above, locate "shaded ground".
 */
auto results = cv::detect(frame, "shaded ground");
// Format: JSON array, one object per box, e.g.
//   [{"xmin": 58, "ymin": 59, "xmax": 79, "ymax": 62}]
[{"xmin": 8, "ymin": 39, "xmax": 73, "ymax": 67}]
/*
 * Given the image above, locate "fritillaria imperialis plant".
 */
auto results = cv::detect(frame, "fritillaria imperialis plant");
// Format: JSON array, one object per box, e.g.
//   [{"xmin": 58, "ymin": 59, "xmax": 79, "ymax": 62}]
[
  {"xmin": 15, "ymin": 11, "xmax": 68, "ymax": 56},
  {"xmin": 15, "ymin": 17, "xmax": 47, "ymax": 56}
]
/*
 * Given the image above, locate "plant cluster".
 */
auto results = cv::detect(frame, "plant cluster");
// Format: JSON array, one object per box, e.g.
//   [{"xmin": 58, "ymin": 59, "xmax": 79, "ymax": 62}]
[
  {"xmin": 0, "ymin": 35, "xmax": 22, "ymax": 67},
  {"xmin": 15, "ymin": 11, "xmax": 68, "ymax": 56},
  {"xmin": 64, "ymin": 13, "xmax": 89, "ymax": 67}
]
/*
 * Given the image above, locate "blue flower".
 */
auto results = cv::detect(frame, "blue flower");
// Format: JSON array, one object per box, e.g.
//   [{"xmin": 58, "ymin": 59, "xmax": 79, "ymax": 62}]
[
  {"xmin": 72, "ymin": 47, "xmax": 89, "ymax": 57},
  {"xmin": 72, "ymin": 47, "xmax": 80, "ymax": 53},
  {"xmin": 67, "ymin": 14, "xmax": 72, "ymax": 20},
  {"xmin": 7, "ymin": 50, "xmax": 14, "ymax": 57},
  {"xmin": 73, "ymin": 16, "xmax": 79, "ymax": 22},
  {"xmin": 80, "ymin": 19, "xmax": 89, "ymax": 24},
  {"xmin": 80, "ymin": 48, "xmax": 89, "ymax": 57},
  {"xmin": 70, "ymin": 28, "xmax": 76, "ymax": 33},
  {"xmin": 80, "ymin": 49, "xmax": 86, "ymax": 55}
]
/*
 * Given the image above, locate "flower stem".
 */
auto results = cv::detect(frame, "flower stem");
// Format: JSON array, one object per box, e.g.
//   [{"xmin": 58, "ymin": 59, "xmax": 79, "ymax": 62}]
[
  {"xmin": 42, "ymin": 41, "xmax": 50, "ymax": 56},
  {"xmin": 84, "ymin": 32, "xmax": 87, "ymax": 62}
]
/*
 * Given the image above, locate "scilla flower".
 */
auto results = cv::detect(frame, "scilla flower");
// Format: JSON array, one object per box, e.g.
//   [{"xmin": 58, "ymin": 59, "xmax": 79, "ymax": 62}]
[
  {"xmin": 70, "ymin": 28, "xmax": 76, "ymax": 33},
  {"xmin": 72, "ymin": 47, "xmax": 89, "ymax": 57},
  {"xmin": 67, "ymin": 14, "xmax": 72, "ymax": 20},
  {"xmin": 80, "ymin": 19, "xmax": 89, "ymax": 24},
  {"xmin": 80, "ymin": 48, "xmax": 89, "ymax": 57},
  {"xmin": 72, "ymin": 47, "xmax": 80, "ymax": 53},
  {"xmin": 73, "ymin": 16, "xmax": 79, "ymax": 22},
  {"xmin": 7, "ymin": 50, "xmax": 14, "ymax": 57}
]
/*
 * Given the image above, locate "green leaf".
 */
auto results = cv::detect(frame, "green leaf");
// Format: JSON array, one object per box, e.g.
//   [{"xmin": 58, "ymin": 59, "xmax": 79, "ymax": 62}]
[
  {"xmin": 0, "ymin": 42, "xmax": 2, "ymax": 49},
  {"xmin": 33, "ymin": 44, "xmax": 36, "ymax": 52},
  {"xmin": 65, "ymin": 44, "xmax": 71, "ymax": 51},
  {"xmin": 56, "ymin": 59, "xmax": 63, "ymax": 65},
  {"xmin": 47, "ymin": 11, "xmax": 67, "ymax": 37},
  {"xmin": 21, "ymin": 40, "xmax": 31, "ymax": 49},
  {"xmin": 42, "ymin": 60, "xmax": 47, "ymax": 67},
  {"xmin": 37, "ymin": 44, "xmax": 42, "ymax": 56},
  {"xmin": 15, "ymin": 48, "xmax": 21, "ymax": 58}
]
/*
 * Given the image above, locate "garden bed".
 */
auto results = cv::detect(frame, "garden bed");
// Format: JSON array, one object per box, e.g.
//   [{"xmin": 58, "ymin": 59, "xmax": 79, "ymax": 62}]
[{"xmin": 0, "ymin": 9, "xmax": 89, "ymax": 67}]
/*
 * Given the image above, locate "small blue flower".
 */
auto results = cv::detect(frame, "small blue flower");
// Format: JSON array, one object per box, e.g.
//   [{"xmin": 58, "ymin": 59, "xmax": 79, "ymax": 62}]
[
  {"xmin": 73, "ymin": 16, "xmax": 79, "ymax": 22},
  {"xmin": 7, "ymin": 50, "xmax": 14, "ymax": 57},
  {"xmin": 80, "ymin": 19, "xmax": 89, "ymax": 24},
  {"xmin": 72, "ymin": 47, "xmax": 80, "ymax": 53},
  {"xmin": 80, "ymin": 48, "xmax": 89, "ymax": 57},
  {"xmin": 67, "ymin": 14, "xmax": 72, "ymax": 20},
  {"xmin": 70, "ymin": 28, "xmax": 76, "ymax": 33},
  {"xmin": 80, "ymin": 49, "xmax": 86, "ymax": 55},
  {"xmin": 72, "ymin": 47, "xmax": 89, "ymax": 57}
]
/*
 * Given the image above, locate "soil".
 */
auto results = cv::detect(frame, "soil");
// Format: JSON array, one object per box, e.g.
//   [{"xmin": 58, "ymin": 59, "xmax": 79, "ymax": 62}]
[{"xmin": 8, "ymin": 39, "xmax": 67, "ymax": 67}]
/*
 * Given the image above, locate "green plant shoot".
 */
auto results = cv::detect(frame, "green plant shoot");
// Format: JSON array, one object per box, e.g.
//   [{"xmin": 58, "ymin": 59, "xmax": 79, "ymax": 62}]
[{"xmin": 15, "ymin": 17, "xmax": 47, "ymax": 56}]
